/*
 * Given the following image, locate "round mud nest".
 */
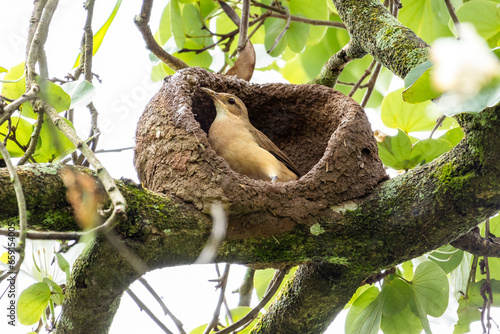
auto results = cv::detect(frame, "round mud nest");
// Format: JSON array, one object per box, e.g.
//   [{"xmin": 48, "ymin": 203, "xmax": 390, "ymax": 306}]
[{"xmin": 134, "ymin": 67, "xmax": 387, "ymax": 238}]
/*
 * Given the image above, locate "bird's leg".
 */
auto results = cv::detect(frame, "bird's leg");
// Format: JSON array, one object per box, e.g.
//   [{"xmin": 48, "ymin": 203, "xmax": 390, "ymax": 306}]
[{"xmin": 271, "ymin": 175, "xmax": 277, "ymax": 184}]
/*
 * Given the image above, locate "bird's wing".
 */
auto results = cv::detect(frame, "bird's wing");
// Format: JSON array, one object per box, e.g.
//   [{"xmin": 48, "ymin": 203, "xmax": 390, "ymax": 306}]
[{"xmin": 250, "ymin": 127, "xmax": 302, "ymax": 177}]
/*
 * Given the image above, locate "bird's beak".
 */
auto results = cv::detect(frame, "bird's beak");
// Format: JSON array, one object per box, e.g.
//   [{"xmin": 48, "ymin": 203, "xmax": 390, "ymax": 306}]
[{"xmin": 201, "ymin": 87, "xmax": 219, "ymax": 101}]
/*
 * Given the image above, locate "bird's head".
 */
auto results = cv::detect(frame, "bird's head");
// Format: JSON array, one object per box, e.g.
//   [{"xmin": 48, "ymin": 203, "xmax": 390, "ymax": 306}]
[{"xmin": 201, "ymin": 88, "xmax": 249, "ymax": 121}]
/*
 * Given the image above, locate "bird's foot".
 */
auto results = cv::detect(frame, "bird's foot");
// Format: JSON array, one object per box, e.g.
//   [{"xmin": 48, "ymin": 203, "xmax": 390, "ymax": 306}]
[{"xmin": 271, "ymin": 175, "xmax": 277, "ymax": 184}]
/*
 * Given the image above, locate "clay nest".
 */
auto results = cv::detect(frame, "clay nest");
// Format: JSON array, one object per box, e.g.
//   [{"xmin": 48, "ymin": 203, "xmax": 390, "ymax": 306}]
[{"xmin": 134, "ymin": 67, "xmax": 387, "ymax": 238}]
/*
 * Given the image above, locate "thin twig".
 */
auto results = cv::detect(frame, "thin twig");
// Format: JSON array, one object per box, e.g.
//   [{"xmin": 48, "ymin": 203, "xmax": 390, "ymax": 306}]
[
  {"xmin": 0, "ymin": 228, "xmax": 82, "ymax": 240},
  {"xmin": 138, "ymin": 278, "xmax": 186, "ymax": 334},
  {"xmin": 214, "ymin": 269, "xmax": 287, "ymax": 334},
  {"xmin": 0, "ymin": 142, "xmax": 28, "ymax": 283},
  {"xmin": 251, "ymin": 0, "xmax": 345, "ymax": 28},
  {"xmin": 429, "ymin": 115, "xmax": 446, "ymax": 138},
  {"xmin": 268, "ymin": 13, "xmax": 345, "ymax": 28},
  {"xmin": 95, "ymin": 146, "xmax": 134, "ymax": 154},
  {"xmin": 361, "ymin": 62, "xmax": 382, "ymax": 108},
  {"xmin": 237, "ymin": 0, "xmax": 250, "ymax": 52},
  {"xmin": 444, "ymin": 0, "xmax": 462, "ymax": 38},
  {"xmin": 203, "ymin": 264, "xmax": 231, "ymax": 334},
  {"xmin": 26, "ymin": 0, "xmax": 58, "ymax": 86},
  {"xmin": 126, "ymin": 288, "xmax": 174, "ymax": 334},
  {"xmin": 0, "ymin": 85, "xmax": 40, "ymax": 126},
  {"xmin": 134, "ymin": 0, "xmax": 188, "ymax": 71},
  {"xmin": 17, "ymin": 108, "xmax": 44, "ymax": 165},
  {"xmin": 349, "ymin": 59, "xmax": 377, "ymax": 97},
  {"xmin": 267, "ymin": 7, "xmax": 291, "ymax": 54}
]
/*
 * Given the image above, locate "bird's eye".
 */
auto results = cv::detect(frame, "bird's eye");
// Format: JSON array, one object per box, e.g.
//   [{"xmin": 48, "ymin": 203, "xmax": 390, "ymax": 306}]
[{"xmin": 228, "ymin": 98, "xmax": 236, "ymax": 105}]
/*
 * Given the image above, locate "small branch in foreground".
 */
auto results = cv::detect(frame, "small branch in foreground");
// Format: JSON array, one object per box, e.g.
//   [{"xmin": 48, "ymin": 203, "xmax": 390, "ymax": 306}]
[
  {"xmin": 126, "ymin": 288, "xmax": 174, "ymax": 334},
  {"xmin": 44, "ymin": 102, "xmax": 127, "ymax": 235},
  {"xmin": 134, "ymin": 0, "xmax": 188, "ymax": 71},
  {"xmin": 0, "ymin": 85, "xmax": 40, "ymax": 126},
  {"xmin": 361, "ymin": 62, "xmax": 382, "ymax": 108},
  {"xmin": 203, "ymin": 264, "xmax": 231, "ymax": 334},
  {"xmin": 237, "ymin": 0, "xmax": 250, "ymax": 51},
  {"xmin": 17, "ymin": 108, "xmax": 44, "ymax": 165},
  {"xmin": 349, "ymin": 59, "xmax": 377, "ymax": 97},
  {"xmin": 0, "ymin": 141, "xmax": 28, "ymax": 283},
  {"xmin": 214, "ymin": 269, "xmax": 287, "ymax": 334},
  {"xmin": 138, "ymin": 277, "xmax": 187, "ymax": 334},
  {"xmin": 444, "ymin": 0, "xmax": 462, "ymax": 38},
  {"xmin": 267, "ymin": 7, "xmax": 291, "ymax": 54}
]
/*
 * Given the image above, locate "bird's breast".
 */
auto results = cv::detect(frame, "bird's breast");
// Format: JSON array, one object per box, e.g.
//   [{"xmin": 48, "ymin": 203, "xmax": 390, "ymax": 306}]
[{"xmin": 208, "ymin": 118, "xmax": 297, "ymax": 181}]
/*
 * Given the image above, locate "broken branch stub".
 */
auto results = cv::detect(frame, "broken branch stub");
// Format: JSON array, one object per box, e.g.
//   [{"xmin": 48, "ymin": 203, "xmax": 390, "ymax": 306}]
[{"xmin": 134, "ymin": 67, "xmax": 387, "ymax": 238}]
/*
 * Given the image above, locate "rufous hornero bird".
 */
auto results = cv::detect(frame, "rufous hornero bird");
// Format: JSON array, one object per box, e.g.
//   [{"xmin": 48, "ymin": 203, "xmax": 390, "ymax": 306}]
[{"xmin": 202, "ymin": 87, "xmax": 301, "ymax": 183}]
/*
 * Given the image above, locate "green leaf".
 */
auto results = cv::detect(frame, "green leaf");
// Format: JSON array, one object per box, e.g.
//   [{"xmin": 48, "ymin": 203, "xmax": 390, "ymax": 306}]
[
  {"xmin": 410, "ymin": 138, "xmax": 453, "ymax": 165},
  {"xmin": 454, "ymin": 297, "xmax": 481, "ymax": 334},
  {"xmin": 377, "ymin": 129, "xmax": 412, "ymax": 170},
  {"xmin": 398, "ymin": 0, "xmax": 453, "ymax": 43},
  {"xmin": 171, "ymin": 0, "xmax": 186, "ymax": 49},
  {"xmin": 0, "ymin": 117, "xmax": 35, "ymax": 158},
  {"xmin": 182, "ymin": 4, "xmax": 211, "ymax": 47},
  {"xmin": 42, "ymin": 278, "xmax": 64, "ymax": 305},
  {"xmin": 345, "ymin": 284, "xmax": 373, "ymax": 310},
  {"xmin": 36, "ymin": 76, "xmax": 71, "ymax": 112},
  {"xmin": 428, "ymin": 244, "xmax": 464, "ymax": 274},
  {"xmin": 439, "ymin": 127, "xmax": 464, "ymax": 146},
  {"xmin": 438, "ymin": 80, "xmax": 500, "ymax": 116},
  {"xmin": 380, "ymin": 278, "xmax": 411, "ymax": 317},
  {"xmin": 0, "ymin": 66, "xmax": 7, "ymax": 73},
  {"xmin": 404, "ymin": 60, "xmax": 433, "ymax": 88},
  {"xmin": 288, "ymin": 0, "xmax": 327, "ymax": 44},
  {"xmin": 1, "ymin": 62, "xmax": 37, "ymax": 119},
  {"xmin": 33, "ymin": 115, "xmax": 75, "ymax": 163},
  {"xmin": 225, "ymin": 307, "xmax": 261, "ymax": 333},
  {"xmin": 74, "ymin": 0, "xmax": 122, "ymax": 67},
  {"xmin": 382, "ymin": 88, "xmax": 448, "ymax": 132},
  {"xmin": 55, "ymin": 252, "xmax": 71, "ymax": 282},
  {"xmin": 264, "ymin": 18, "xmax": 289, "ymax": 57},
  {"xmin": 380, "ymin": 304, "xmax": 423, "ymax": 334},
  {"xmin": 189, "ymin": 324, "xmax": 209, "ymax": 334},
  {"xmin": 403, "ymin": 67, "xmax": 442, "ymax": 103},
  {"xmin": 454, "ymin": 1, "xmax": 500, "ymax": 40},
  {"xmin": 161, "ymin": 40, "xmax": 212, "ymax": 73},
  {"xmin": 1, "ymin": 62, "xmax": 25, "ymax": 98},
  {"xmin": 287, "ymin": 21, "xmax": 310, "ymax": 53},
  {"xmin": 402, "ymin": 260, "xmax": 414, "ymax": 281},
  {"xmin": 17, "ymin": 282, "xmax": 51, "ymax": 325},
  {"xmin": 199, "ymin": 0, "xmax": 218, "ymax": 19},
  {"xmin": 411, "ymin": 261, "xmax": 449, "ymax": 317},
  {"xmin": 61, "ymin": 80, "xmax": 96, "ymax": 108},
  {"xmin": 345, "ymin": 286, "xmax": 382, "ymax": 334},
  {"xmin": 157, "ymin": 3, "xmax": 172, "ymax": 46}
]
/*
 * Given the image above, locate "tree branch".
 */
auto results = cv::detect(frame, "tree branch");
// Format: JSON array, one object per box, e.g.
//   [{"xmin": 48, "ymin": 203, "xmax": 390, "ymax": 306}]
[{"xmin": 134, "ymin": 0, "xmax": 188, "ymax": 71}]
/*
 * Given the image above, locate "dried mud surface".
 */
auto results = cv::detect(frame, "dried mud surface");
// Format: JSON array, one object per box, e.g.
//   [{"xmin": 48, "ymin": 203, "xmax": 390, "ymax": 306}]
[{"xmin": 134, "ymin": 67, "xmax": 387, "ymax": 238}]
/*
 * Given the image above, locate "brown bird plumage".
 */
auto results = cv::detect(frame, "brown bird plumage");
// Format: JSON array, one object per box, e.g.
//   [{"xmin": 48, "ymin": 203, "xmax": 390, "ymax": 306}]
[{"xmin": 202, "ymin": 88, "xmax": 300, "ymax": 182}]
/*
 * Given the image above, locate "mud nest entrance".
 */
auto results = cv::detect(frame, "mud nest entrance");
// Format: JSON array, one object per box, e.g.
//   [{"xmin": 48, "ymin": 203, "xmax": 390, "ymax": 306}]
[{"xmin": 134, "ymin": 67, "xmax": 387, "ymax": 238}]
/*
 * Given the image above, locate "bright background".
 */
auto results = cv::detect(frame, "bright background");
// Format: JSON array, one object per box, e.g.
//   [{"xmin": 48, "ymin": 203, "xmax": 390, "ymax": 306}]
[{"xmin": 0, "ymin": 1, "xmax": 489, "ymax": 333}]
